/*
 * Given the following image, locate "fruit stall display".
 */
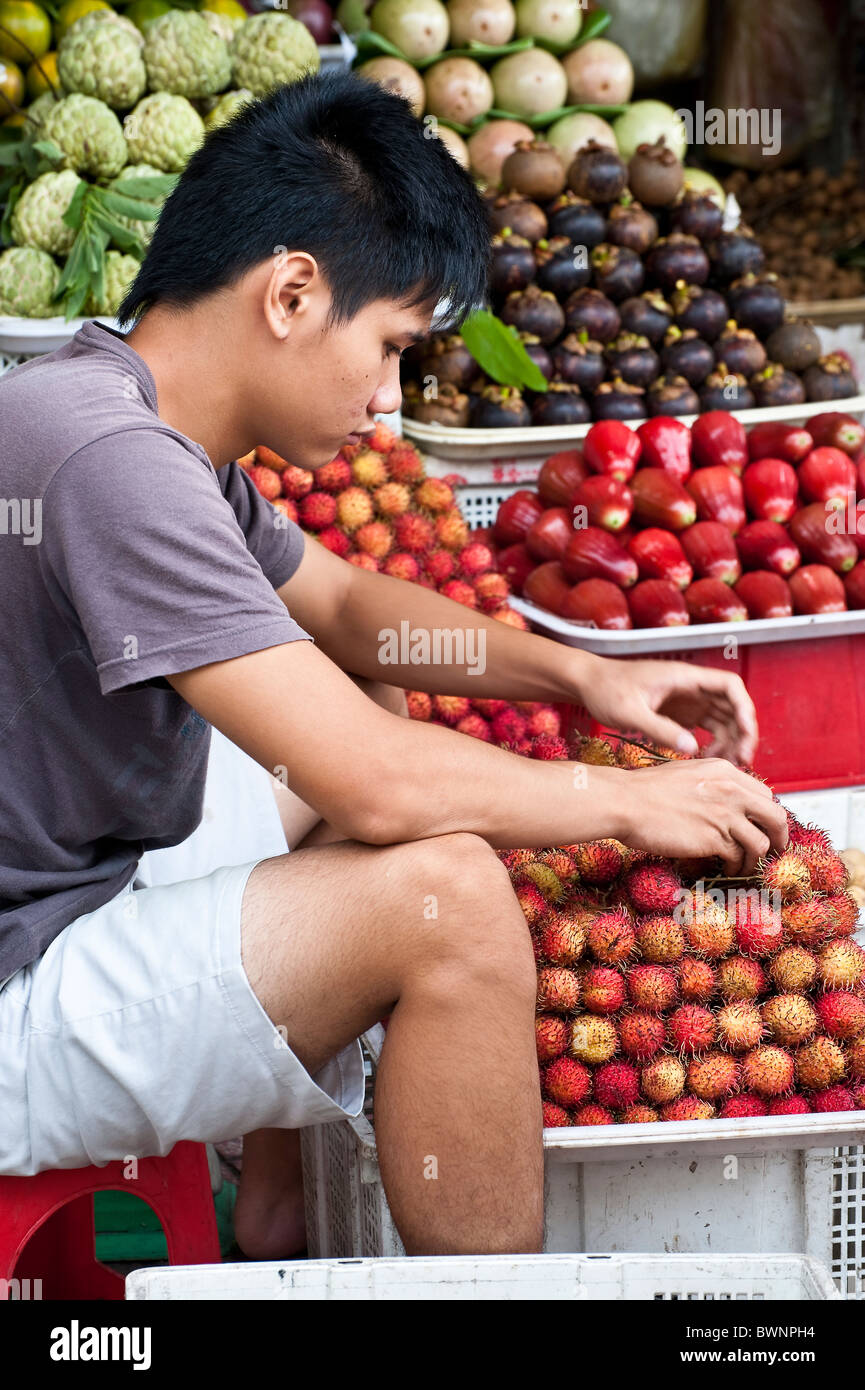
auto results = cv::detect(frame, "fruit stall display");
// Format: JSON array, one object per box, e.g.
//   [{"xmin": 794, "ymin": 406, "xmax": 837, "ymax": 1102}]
[
  {"xmin": 347, "ymin": 0, "xmax": 641, "ymax": 178},
  {"xmin": 491, "ymin": 410, "xmax": 865, "ymax": 630},
  {"xmin": 399, "ymin": 134, "xmax": 861, "ymax": 432},
  {"xmin": 0, "ymin": 3, "xmax": 324, "ymax": 318},
  {"xmin": 724, "ymin": 160, "xmax": 865, "ymax": 310},
  {"xmin": 502, "ymin": 740, "xmax": 865, "ymax": 1128}
]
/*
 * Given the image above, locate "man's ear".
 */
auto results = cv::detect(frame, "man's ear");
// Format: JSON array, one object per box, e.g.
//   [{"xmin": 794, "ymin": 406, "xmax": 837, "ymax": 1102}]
[{"xmin": 262, "ymin": 251, "xmax": 318, "ymax": 342}]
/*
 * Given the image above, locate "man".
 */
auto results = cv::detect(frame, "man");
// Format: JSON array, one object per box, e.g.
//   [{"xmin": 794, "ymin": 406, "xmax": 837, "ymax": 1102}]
[{"xmin": 0, "ymin": 72, "xmax": 786, "ymax": 1260}]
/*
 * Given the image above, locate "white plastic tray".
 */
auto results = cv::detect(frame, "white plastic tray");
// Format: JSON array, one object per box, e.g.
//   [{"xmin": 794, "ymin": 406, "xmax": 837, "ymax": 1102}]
[
  {"xmin": 0, "ymin": 314, "xmax": 118, "ymax": 355},
  {"xmin": 509, "ymin": 599, "xmax": 865, "ymax": 653},
  {"xmin": 404, "ymin": 396, "xmax": 865, "ymax": 461},
  {"xmin": 125, "ymin": 1252, "xmax": 840, "ymax": 1301}
]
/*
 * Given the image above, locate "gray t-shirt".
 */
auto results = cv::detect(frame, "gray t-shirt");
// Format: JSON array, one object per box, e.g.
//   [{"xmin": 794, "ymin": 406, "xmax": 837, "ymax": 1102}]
[{"xmin": 0, "ymin": 321, "xmax": 310, "ymax": 978}]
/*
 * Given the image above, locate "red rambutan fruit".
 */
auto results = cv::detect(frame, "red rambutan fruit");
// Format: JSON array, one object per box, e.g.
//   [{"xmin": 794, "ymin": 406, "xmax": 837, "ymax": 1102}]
[
  {"xmin": 668, "ymin": 1004, "xmax": 717, "ymax": 1055},
  {"xmin": 716, "ymin": 1002, "xmax": 765, "ymax": 1052},
  {"xmin": 688, "ymin": 1051, "xmax": 740, "ymax": 1101},
  {"xmin": 350, "ymin": 448, "xmax": 389, "ymax": 489},
  {"xmin": 280, "ymin": 464, "xmax": 314, "ymax": 500},
  {"xmin": 587, "ymin": 908, "xmax": 637, "ymax": 966},
  {"xmin": 684, "ymin": 904, "xmax": 735, "ymax": 959},
  {"xmin": 542, "ymin": 1101, "xmax": 572, "ymax": 1128},
  {"xmin": 770, "ymin": 945, "xmax": 818, "ymax": 993},
  {"xmin": 660, "ymin": 1097, "xmax": 716, "ymax": 1122},
  {"xmin": 678, "ymin": 956, "xmax": 717, "ymax": 1003},
  {"xmin": 818, "ymin": 938, "xmax": 865, "ymax": 990},
  {"xmin": 474, "ymin": 572, "xmax": 510, "ymax": 612},
  {"xmin": 386, "ymin": 444, "xmax": 425, "ymax": 483},
  {"xmin": 393, "ymin": 512, "xmax": 436, "ymax": 554},
  {"xmin": 619, "ymin": 1010, "xmax": 666, "ymax": 1061},
  {"xmin": 624, "ymin": 860, "xmax": 683, "ymax": 915},
  {"xmin": 423, "ymin": 548, "xmax": 457, "ymax": 584},
  {"xmin": 594, "ymin": 1060, "xmax": 640, "ymax": 1109},
  {"xmin": 573, "ymin": 839, "xmax": 624, "ymax": 887},
  {"xmin": 431, "ymin": 694, "xmax": 472, "ymax": 725},
  {"xmin": 741, "ymin": 1045, "xmax": 795, "ymax": 1096},
  {"xmin": 406, "ymin": 690, "xmax": 432, "ymax": 721},
  {"xmin": 440, "ymin": 578, "xmax": 477, "ymax": 608},
  {"xmin": 582, "ymin": 965, "xmax": 627, "ymax": 1016},
  {"xmin": 536, "ymin": 1014, "xmax": 569, "ymax": 1063},
  {"xmin": 355, "ymin": 520, "xmax": 394, "ymax": 558},
  {"xmin": 315, "ymin": 456, "xmax": 352, "ymax": 492},
  {"xmin": 336, "ymin": 487, "xmax": 376, "ymax": 532},
  {"xmin": 811, "ymin": 1085, "xmax": 856, "ymax": 1113},
  {"xmin": 636, "ymin": 915, "xmax": 686, "ymax": 965},
  {"xmin": 526, "ymin": 707, "xmax": 562, "ymax": 739},
  {"xmin": 414, "ymin": 477, "xmax": 456, "ymax": 513},
  {"xmin": 621, "ymin": 1104, "xmax": 659, "ymax": 1124},
  {"xmin": 373, "ymin": 482, "xmax": 412, "ymax": 517},
  {"xmin": 458, "ymin": 541, "xmax": 495, "ymax": 577},
  {"xmin": 347, "ymin": 552, "xmax": 379, "ymax": 571},
  {"xmin": 298, "ymin": 491, "xmax": 338, "ymax": 529},
  {"xmin": 314, "ymin": 525, "xmax": 348, "ymax": 557},
  {"xmin": 760, "ymin": 851, "xmax": 812, "ymax": 903},
  {"xmin": 455, "ymin": 713, "xmax": 492, "ymax": 741},
  {"xmin": 795, "ymin": 1035, "xmax": 847, "ymax": 1090},
  {"xmin": 537, "ymin": 966, "xmax": 581, "ymax": 1013},
  {"xmin": 247, "ymin": 464, "xmax": 282, "ymax": 501},
  {"xmin": 768, "ymin": 1094, "xmax": 812, "ymax": 1116},
  {"xmin": 815, "ymin": 990, "xmax": 865, "ymax": 1040},
  {"xmin": 734, "ymin": 898, "xmax": 784, "ymax": 957},
  {"xmin": 491, "ymin": 709, "xmax": 528, "ymax": 745},
  {"xmin": 782, "ymin": 898, "xmax": 837, "ymax": 949},
  {"xmin": 516, "ymin": 884, "xmax": 549, "ymax": 928},
  {"xmin": 826, "ymin": 891, "xmax": 860, "ymax": 937},
  {"xmin": 472, "ymin": 698, "xmax": 509, "ymax": 719},
  {"xmin": 573, "ymin": 1103, "xmax": 614, "ymax": 1126},
  {"xmin": 797, "ymin": 844, "xmax": 848, "ymax": 895},
  {"xmin": 544, "ymin": 1055, "xmax": 593, "ymax": 1108},
  {"xmin": 381, "ymin": 551, "xmax": 421, "ymax": 581},
  {"xmin": 434, "ymin": 509, "xmax": 470, "ymax": 552},
  {"xmin": 846, "ymin": 1036, "xmax": 865, "ymax": 1079},
  {"xmin": 716, "ymin": 954, "xmax": 767, "ymax": 1002},
  {"xmin": 540, "ymin": 912, "xmax": 587, "ymax": 965},
  {"xmin": 720, "ymin": 1094, "xmax": 769, "ymax": 1118},
  {"xmin": 271, "ymin": 498, "xmax": 298, "ymax": 523},
  {"xmin": 494, "ymin": 606, "xmax": 529, "ymax": 630},
  {"xmin": 627, "ymin": 963, "xmax": 679, "ymax": 1013}
]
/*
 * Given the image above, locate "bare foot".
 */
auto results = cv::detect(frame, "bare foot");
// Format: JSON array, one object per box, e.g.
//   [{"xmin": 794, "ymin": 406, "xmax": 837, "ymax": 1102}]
[{"xmin": 233, "ymin": 1128, "xmax": 307, "ymax": 1260}]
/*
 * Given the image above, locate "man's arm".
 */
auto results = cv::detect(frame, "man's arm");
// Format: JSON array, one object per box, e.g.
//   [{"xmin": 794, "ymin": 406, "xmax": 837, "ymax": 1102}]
[
  {"xmin": 277, "ymin": 539, "xmax": 759, "ymax": 763},
  {"xmin": 167, "ymin": 639, "xmax": 787, "ymax": 872}
]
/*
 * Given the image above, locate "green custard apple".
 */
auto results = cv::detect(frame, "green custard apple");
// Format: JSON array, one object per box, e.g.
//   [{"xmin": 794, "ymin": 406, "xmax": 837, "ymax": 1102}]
[
  {"xmin": 58, "ymin": 11, "xmax": 147, "ymax": 110},
  {"xmin": 10, "ymin": 168, "xmax": 82, "ymax": 255},
  {"xmin": 0, "ymin": 246, "xmax": 60, "ymax": 317},
  {"xmin": 123, "ymin": 92, "xmax": 204, "ymax": 172},
  {"xmin": 230, "ymin": 12, "xmax": 319, "ymax": 98},
  {"xmin": 42, "ymin": 93, "xmax": 128, "ymax": 177},
  {"xmin": 143, "ymin": 10, "xmax": 231, "ymax": 99},
  {"xmin": 204, "ymin": 87, "xmax": 253, "ymax": 129}
]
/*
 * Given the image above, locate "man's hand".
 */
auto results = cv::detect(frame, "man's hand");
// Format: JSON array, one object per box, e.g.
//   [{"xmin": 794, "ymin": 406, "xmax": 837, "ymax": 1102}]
[
  {"xmin": 582, "ymin": 658, "xmax": 759, "ymax": 765},
  {"xmin": 617, "ymin": 758, "xmax": 787, "ymax": 875}
]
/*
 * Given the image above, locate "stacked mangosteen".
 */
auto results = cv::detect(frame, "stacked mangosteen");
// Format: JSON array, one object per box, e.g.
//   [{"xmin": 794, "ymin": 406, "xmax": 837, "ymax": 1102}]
[{"xmin": 401, "ymin": 137, "xmax": 857, "ymax": 430}]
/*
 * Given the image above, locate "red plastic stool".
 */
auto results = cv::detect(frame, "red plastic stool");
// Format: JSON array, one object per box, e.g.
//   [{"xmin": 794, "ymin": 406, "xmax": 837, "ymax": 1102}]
[{"xmin": 0, "ymin": 1141, "xmax": 221, "ymax": 1300}]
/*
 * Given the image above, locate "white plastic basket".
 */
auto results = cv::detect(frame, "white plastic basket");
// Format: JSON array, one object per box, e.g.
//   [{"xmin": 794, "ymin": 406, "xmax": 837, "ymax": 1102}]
[{"xmin": 125, "ymin": 1251, "xmax": 840, "ymax": 1301}]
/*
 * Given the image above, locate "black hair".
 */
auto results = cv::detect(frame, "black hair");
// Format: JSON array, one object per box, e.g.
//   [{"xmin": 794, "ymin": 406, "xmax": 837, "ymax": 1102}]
[{"xmin": 117, "ymin": 71, "xmax": 490, "ymax": 330}]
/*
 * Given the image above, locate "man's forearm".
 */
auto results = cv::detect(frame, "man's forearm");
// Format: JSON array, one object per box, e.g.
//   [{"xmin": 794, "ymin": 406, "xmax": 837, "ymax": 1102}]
[{"xmin": 307, "ymin": 563, "xmax": 600, "ymax": 703}]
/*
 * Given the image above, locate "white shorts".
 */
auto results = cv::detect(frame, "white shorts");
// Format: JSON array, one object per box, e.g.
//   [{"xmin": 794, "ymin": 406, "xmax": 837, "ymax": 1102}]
[{"xmin": 0, "ymin": 733, "xmax": 365, "ymax": 1176}]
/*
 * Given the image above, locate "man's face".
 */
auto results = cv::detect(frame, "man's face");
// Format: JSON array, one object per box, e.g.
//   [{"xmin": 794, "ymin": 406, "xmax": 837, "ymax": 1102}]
[{"xmin": 253, "ymin": 276, "xmax": 434, "ymax": 470}]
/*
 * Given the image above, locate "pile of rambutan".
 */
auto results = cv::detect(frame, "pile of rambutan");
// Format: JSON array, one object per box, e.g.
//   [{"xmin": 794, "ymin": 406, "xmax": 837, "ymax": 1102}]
[
  {"xmin": 503, "ymin": 735, "xmax": 865, "ymax": 1129},
  {"xmin": 241, "ymin": 431, "xmax": 564, "ymax": 752}
]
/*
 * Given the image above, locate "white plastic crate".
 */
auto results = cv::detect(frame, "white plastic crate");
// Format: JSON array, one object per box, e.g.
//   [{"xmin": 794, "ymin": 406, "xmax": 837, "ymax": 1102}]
[{"xmin": 125, "ymin": 1252, "xmax": 839, "ymax": 1301}]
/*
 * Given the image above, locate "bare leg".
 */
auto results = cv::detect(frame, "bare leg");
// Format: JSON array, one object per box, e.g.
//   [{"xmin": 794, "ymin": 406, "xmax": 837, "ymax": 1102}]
[{"xmin": 234, "ymin": 834, "xmax": 542, "ymax": 1256}]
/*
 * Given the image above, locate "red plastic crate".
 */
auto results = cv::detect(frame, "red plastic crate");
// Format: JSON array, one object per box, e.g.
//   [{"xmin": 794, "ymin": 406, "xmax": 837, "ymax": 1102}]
[{"xmin": 558, "ymin": 632, "xmax": 865, "ymax": 794}]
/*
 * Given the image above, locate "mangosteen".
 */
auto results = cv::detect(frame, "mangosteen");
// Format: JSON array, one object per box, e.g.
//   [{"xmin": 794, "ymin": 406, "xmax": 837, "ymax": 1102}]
[
  {"xmin": 568, "ymin": 140, "xmax": 627, "ymax": 205},
  {"xmin": 646, "ymin": 233, "xmax": 710, "ymax": 292},
  {"xmin": 750, "ymin": 363, "xmax": 806, "ymax": 409},
  {"xmin": 564, "ymin": 287, "xmax": 621, "ymax": 344},
  {"xmin": 606, "ymin": 194, "xmax": 658, "ymax": 255},
  {"xmin": 619, "ymin": 290, "xmax": 673, "ymax": 346},
  {"xmin": 470, "ymin": 384, "xmax": 532, "ymax": 429},
  {"xmin": 551, "ymin": 332, "xmax": 606, "ymax": 392},
  {"xmin": 765, "ymin": 320, "xmax": 822, "ymax": 373},
  {"xmin": 501, "ymin": 284, "xmax": 565, "ymax": 345},
  {"xmin": 699, "ymin": 364, "xmax": 756, "ymax": 413},
  {"xmin": 546, "ymin": 192, "xmax": 607, "ymax": 247},
  {"xmin": 534, "ymin": 235, "xmax": 590, "ymax": 297},
  {"xmin": 646, "ymin": 374, "xmax": 700, "ymax": 417},
  {"xmin": 727, "ymin": 273, "xmax": 786, "ymax": 339},
  {"xmin": 708, "ymin": 226, "xmax": 766, "ymax": 285},
  {"xmin": 518, "ymin": 332, "xmax": 553, "ymax": 380},
  {"xmin": 402, "ymin": 380, "xmax": 470, "ymax": 428},
  {"xmin": 671, "ymin": 191, "xmax": 724, "ymax": 242},
  {"xmin": 627, "ymin": 137, "xmax": 684, "ymax": 208},
  {"xmin": 489, "ymin": 231, "xmax": 535, "ymax": 298},
  {"xmin": 501, "ymin": 139, "xmax": 567, "ymax": 204},
  {"xmin": 670, "ymin": 282, "xmax": 728, "ymax": 342},
  {"xmin": 418, "ymin": 333, "xmax": 481, "ymax": 390},
  {"xmin": 530, "ymin": 382, "xmax": 591, "ymax": 426},
  {"xmin": 803, "ymin": 353, "xmax": 859, "ymax": 402},
  {"xmin": 660, "ymin": 326, "xmax": 715, "ymax": 386},
  {"xmin": 592, "ymin": 378, "xmax": 647, "ymax": 421},
  {"xmin": 591, "ymin": 243, "xmax": 644, "ymax": 302},
  {"xmin": 605, "ymin": 332, "xmax": 660, "ymax": 388},
  {"xmin": 489, "ymin": 193, "xmax": 548, "ymax": 243},
  {"xmin": 713, "ymin": 322, "xmax": 767, "ymax": 378}
]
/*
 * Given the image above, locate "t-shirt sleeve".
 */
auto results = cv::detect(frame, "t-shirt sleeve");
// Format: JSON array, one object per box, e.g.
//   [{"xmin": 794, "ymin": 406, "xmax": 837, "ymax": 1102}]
[
  {"xmin": 218, "ymin": 460, "xmax": 306, "ymax": 589},
  {"xmin": 40, "ymin": 431, "xmax": 313, "ymax": 695}
]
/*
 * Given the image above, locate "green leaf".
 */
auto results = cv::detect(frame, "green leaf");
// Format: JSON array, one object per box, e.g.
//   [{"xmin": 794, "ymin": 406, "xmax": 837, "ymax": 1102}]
[
  {"xmin": 416, "ymin": 36, "xmax": 535, "ymax": 66},
  {"xmin": 351, "ymin": 29, "xmax": 410, "ymax": 63},
  {"xmin": 61, "ymin": 179, "xmax": 88, "ymax": 230},
  {"xmin": 0, "ymin": 172, "xmax": 24, "ymax": 244},
  {"xmin": 32, "ymin": 139, "xmax": 64, "ymax": 163},
  {"xmin": 573, "ymin": 8, "xmax": 611, "ymax": 45},
  {"xmin": 111, "ymin": 173, "xmax": 177, "ymax": 199},
  {"xmin": 96, "ymin": 187, "xmax": 162, "ymax": 221},
  {"xmin": 459, "ymin": 308, "xmax": 548, "ymax": 391}
]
